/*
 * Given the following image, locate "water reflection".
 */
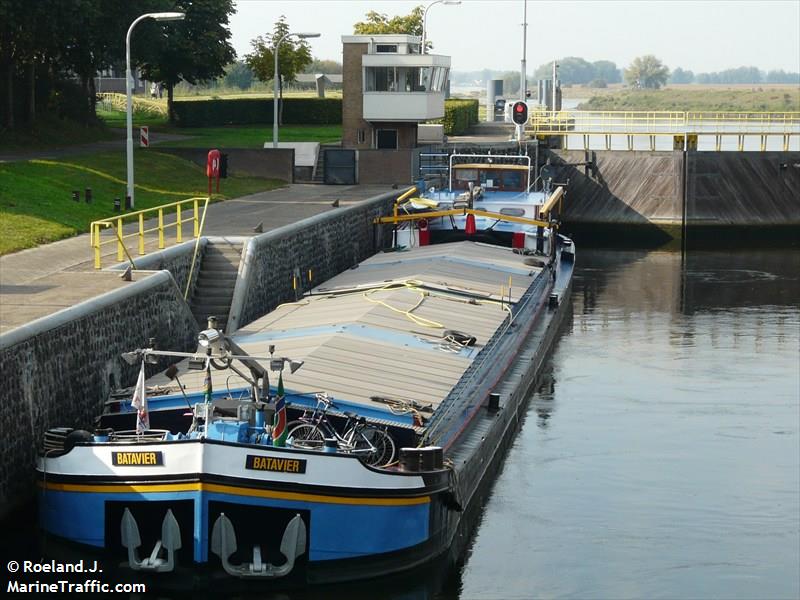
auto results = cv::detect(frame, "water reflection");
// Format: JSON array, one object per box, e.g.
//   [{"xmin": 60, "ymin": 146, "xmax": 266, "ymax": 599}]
[{"xmin": 459, "ymin": 247, "xmax": 800, "ymax": 600}]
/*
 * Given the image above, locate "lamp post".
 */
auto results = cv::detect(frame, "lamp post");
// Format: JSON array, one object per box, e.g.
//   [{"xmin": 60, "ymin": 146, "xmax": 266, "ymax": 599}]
[
  {"xmin": 421, "ymin": 0, "xmax": 461, "ymax": 54},
  {"xmin": 273, "ymin": 32, "xmax": 320, "ymax": 149},
  {"xmin": 126, "ymin": 11, "xmax": 185, "ymax": 208}
]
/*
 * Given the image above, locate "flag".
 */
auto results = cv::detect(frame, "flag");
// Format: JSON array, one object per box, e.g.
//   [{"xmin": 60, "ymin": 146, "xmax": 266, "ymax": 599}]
[
  {"xmin": 272, "ymin": 372, "xmax": 287, "ymax": 447},
  {"xmin": 131, "ymin": 362, "xmax": 149, "ymax": 433},
  {"xmin": 203, "ymin": 360, "xmax": 213, "ymax": 403}
]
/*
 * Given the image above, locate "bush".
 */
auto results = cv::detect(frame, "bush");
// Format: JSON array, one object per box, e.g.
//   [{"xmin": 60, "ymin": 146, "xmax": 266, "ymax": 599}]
[
  {"xmin": 172, "ymin": 98, "xmax": 342, "ymax": 127},
  {"xmin": 438, "ymin": 99, "xmax": 479, "ymax": 135}
]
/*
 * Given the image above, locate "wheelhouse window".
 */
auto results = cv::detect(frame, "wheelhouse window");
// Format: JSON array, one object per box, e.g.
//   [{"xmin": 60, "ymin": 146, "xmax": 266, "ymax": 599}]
[
  {"xmin": 452, "ymin": 168, "xmax": 528, "ymax": 192},
  {"xmin": 375, "ymin": 44, "xmax": 398, "ymax": 53}
]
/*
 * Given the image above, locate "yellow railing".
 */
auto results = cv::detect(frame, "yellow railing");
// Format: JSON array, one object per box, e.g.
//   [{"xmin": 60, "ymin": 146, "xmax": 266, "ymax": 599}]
[
  {"xmin": 526, "ymin": 110, "xmax": 800, "ymax": 151},
  {"xmin": 91, "ymin": 197, "xmax": 209, "ymax": 269}
]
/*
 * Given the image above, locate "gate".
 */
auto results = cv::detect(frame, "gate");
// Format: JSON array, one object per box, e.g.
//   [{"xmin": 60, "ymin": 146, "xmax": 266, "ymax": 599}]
[{"xmin": 324, "ymin": 149, "xmax": 357, "ymax": 184}]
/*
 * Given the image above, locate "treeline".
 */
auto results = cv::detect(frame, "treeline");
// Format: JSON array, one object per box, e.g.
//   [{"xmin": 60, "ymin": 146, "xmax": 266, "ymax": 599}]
[
  {"xmin": 0, "ymin": 0, "xmax": 235, "ymax": 130},
  {"xmin": 185, "ymin": 58, "xmax": 343, "ymax": 92},
  {"xmin": 453, "ymin": 61, "xmax": 799, "ymax": 89},
  {"xmin": 670, "ymin": 66, "xmax": 800, "ymax": 85}
]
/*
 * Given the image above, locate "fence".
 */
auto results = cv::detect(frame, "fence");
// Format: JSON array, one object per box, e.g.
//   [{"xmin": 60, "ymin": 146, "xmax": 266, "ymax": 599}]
[{"xmin": 90, "ymin": 197, "xmax": 209, "ymax": 270}]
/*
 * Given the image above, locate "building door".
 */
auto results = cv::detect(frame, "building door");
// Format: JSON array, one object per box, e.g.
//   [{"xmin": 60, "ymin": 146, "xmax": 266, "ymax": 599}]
[{"xmin": 375, "ymin": 129, "xmax": 398, "ymax": 149}]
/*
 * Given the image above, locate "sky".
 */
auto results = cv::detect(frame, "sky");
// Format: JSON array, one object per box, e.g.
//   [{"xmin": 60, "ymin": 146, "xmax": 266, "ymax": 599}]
[{"xmin": 229, "ymin": 0, "xmax": 800, "ymax": 74}]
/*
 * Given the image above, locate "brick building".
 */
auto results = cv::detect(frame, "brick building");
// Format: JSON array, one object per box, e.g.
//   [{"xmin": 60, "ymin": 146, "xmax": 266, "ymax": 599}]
[{"xmin": 341, "ymin": 34, "xmax": 451, "ymax": 150}]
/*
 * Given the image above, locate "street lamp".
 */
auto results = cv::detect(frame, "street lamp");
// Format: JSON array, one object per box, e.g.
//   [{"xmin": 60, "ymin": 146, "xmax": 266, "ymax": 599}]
[
  {"xmin": 126, "ymin": 11, "xmax": 185, "ymax": 208},
  {"xmin": 273, "ymin": 32, "xmax": 320, "ymax": 149},
  {"xmin": 421, "ymin": 0, "xmax": 461, "ymax": 54}
]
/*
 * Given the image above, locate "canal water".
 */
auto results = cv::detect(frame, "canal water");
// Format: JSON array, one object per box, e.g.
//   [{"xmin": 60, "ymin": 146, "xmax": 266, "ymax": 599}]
[
  {"xmin": 3, "ymin": 247, "xmax": 797, "ymax": 599},
  {"xmin": 454, "ymin": 247, "xmax": 800, "ymax": 600}
]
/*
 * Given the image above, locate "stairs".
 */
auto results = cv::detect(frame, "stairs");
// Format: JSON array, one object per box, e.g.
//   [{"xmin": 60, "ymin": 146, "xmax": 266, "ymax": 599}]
[
  {"xmin": 190, "ymin": 240, "xmax": 243, "ymax": 332},
  {"xmin": 312, "ymin": 147, "xmax": 326, "ymax": 183}
]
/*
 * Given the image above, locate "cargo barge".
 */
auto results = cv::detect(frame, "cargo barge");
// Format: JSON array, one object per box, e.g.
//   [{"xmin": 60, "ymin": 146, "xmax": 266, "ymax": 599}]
[{"xmin": 37, "ymin": 164, "xmax": 574, "ymax": 585}]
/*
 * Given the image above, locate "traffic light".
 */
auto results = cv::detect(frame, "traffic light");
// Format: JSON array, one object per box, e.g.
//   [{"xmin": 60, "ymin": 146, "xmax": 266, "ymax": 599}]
[{"xmin": 512, "ymin": 101, "xmax": 528, "ymax": 125}]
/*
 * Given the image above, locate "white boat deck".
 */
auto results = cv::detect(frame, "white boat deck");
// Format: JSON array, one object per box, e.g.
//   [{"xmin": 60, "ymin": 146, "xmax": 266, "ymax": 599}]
[{"xmin": 150, "ymin": 241, "xmax": 543, "ymax": 413}]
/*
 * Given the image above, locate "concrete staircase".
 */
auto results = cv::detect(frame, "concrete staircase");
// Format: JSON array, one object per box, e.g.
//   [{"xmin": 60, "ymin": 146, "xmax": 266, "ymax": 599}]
[
  {"xmin": 312, "ymin": 147, "xmax": 326, "ymax": 183},
  {"xmin": 189, "ymin": 240, "xmax": 243, "ymax": 332}
]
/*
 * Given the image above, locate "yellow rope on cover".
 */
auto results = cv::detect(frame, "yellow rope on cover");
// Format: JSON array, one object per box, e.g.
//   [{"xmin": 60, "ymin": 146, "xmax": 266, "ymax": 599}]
[{"xmin": 362, "ymin": 280, "xmax": 445, "ymax": 329}]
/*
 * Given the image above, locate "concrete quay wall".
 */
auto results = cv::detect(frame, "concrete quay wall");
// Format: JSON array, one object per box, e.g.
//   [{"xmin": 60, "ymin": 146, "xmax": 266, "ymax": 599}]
[
  {"xmin": 0, "ymin": 271, "xmax": 198, "ymax": 519},
  {"xmin": 543, "ymin": 150, "xmax": 800, "ymax": 235}
]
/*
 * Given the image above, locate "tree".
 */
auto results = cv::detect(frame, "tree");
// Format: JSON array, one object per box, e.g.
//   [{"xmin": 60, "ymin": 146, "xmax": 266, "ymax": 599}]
[
  {"xmin": 624, "ymin": 55, "xmax": 669, "ymax": 89},
  {"xmin": 592, "ymin": 60, "xmax": 621, "ymax": 84},
  {"xmin": 304, "ymin": 58, "xmax": 342, "ymax": 74},
  {"xmin": 669, "ymin": 67, "xmax": 694, "ymax": 84},
  {"xmin": 223, "ymin": 61, "xmax": 254, "ymax": 89},
  {"xmin": 765, "ymin": 70, "xmax": 800, "ymax": 84},
  {"xmin": 534, "ymin": 57, "xmax": 597, "ymax": 85},
  {"xmin": 353, "ymin": 6, "xmax": 425, "ymax": 44},
  {"xmin": 246, "ymin": 16, "xmax": 312, "ymax": 123},
  {"xmin": 136, "ymin": 0, "xmax": 236, "ymax": 122}
]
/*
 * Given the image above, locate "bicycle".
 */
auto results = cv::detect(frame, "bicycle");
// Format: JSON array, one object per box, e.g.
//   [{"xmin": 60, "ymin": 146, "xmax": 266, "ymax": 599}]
[{"xmin": 287, "ymin": 393, "xmax": 396, "ymax": 468}]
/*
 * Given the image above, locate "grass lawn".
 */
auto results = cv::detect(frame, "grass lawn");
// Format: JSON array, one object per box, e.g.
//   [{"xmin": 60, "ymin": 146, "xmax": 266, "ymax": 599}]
[
  {"xmin": 0, "ymin": 150, "xmax": 285, "ymax": 255},
  {"xmin": 95, "ymin": 108, "xmax": 342, "ymax": 148},
  {"xmin": 158, "ymin": 124, "xmax": 342, "ymax": 148}
]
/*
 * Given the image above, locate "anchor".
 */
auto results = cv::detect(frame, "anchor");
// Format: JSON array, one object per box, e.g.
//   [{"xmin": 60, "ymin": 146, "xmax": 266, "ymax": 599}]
[
  {"xmin": 210, "ymin": 512, "xmax": 306, "ymax": 578},
  {"xmin": 120, "ymin": 508, "xmax": 182, "ymax": 572}
]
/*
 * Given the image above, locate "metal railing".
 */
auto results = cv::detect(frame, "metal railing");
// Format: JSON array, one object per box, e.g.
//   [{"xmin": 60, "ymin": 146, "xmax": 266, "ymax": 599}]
[
  {"xmin": 91, "ymin": 197, "xmax": 209, "ymax": 270},
  {"xmin": 527, "ymin": 110, "xmax": 800, "ymax": 151}
]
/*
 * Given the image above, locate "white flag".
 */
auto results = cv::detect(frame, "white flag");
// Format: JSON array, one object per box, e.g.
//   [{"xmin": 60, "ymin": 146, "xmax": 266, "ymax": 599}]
[{"xmin": 131, "ymin": 362, "xmax": 149, "ymax": 433}]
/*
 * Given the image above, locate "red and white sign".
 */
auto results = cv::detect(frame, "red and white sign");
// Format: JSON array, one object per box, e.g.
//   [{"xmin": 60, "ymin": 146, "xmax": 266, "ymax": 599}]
[{"xmin": 139, "ymin": 126, "xmax": 149, "ymax": 148}]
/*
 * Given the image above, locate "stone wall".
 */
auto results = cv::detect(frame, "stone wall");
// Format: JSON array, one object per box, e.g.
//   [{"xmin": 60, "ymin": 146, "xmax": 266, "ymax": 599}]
[
  {"xmin": 358, "ymin": 149, "xmax": 417, "ymax": 185},
  {"xmin": 228, "ymin": 191, "xmax": 399, "ymax": 331},
  {"xmin": 0, "ymin": 271, "xmax": 198, "ymax": 519},
  {"xmin": 157, "ymin": 147, "xmax": 295, "ymax": 182}
]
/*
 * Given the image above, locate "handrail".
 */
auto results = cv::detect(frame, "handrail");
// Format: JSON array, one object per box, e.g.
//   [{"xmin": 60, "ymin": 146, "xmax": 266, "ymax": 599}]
[
  {"xmin": 527, "ymin": 110, "xmax": 800, "ymax": 134},
  {"xmin": 184, "ymin": 199, "xmax": 211, "ymax": 300},
  {"xmin": 375, "ymin": 207, "xmax": 552, "ymax": 229},
  {"xmin": 392, "ymin": 186, "xmax": 420, "ymax": 219},
  {"xmin": 91, "ymin": 197, "xmax": 209, "ymax": 270}
]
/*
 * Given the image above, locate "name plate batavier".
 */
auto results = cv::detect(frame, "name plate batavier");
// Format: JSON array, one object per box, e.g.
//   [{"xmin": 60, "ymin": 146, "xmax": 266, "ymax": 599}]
[
  {"xmin": 246, "ymin": 455, "xmax": 307, "ymax": 474},
  {"xmin": 112, "ymin": 451, "xmax": 164, "ymax": 466}
]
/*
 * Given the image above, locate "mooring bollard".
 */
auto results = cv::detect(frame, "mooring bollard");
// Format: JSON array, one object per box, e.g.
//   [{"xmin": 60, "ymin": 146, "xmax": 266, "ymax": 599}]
[
  {"xmin": 114, "ymin": 198, "xmax": 121, "ymax": 212},
  {"xmin": 85, "ymin": 188, "xmax": 92, "ymax": 204},
  {"xmin": 72, "ymin": 190, "xmax": 80, "ymax": 202}
]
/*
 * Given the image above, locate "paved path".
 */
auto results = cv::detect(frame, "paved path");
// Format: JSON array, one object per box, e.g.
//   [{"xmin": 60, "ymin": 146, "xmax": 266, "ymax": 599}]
[
  {"xmin": 0, "ymin": 130, "xmax": 193, "ymax": 163},
  {"xmin": 0, "ymin": 184, "xmax": 395, "ymax": 333}
]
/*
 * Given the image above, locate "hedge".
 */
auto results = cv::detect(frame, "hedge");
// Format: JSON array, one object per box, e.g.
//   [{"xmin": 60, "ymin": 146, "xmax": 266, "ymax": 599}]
[
  {"xmin": 438, "ymin": 99, "xmax": 479, "ymax": 135},
  {"xmin": 172, "ymin": 98, "xmax": 342, "ymax": 127}
]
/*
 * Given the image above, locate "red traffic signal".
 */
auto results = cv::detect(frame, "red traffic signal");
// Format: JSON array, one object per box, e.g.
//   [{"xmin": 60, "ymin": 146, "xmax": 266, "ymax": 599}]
[{"xmin": 512, "ymin": 101, "xmax": 528, "ymax": 125}]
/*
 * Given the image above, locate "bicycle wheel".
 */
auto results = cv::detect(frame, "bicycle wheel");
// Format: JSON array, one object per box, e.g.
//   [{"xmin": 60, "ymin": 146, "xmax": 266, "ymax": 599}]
[
  {"xmin": 354, "ymin": 426, "xmax": 396, "ymax": 467},
  {"xmin": 288, "ymin": 423, "xmax": 325, "ymax": 450}
]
